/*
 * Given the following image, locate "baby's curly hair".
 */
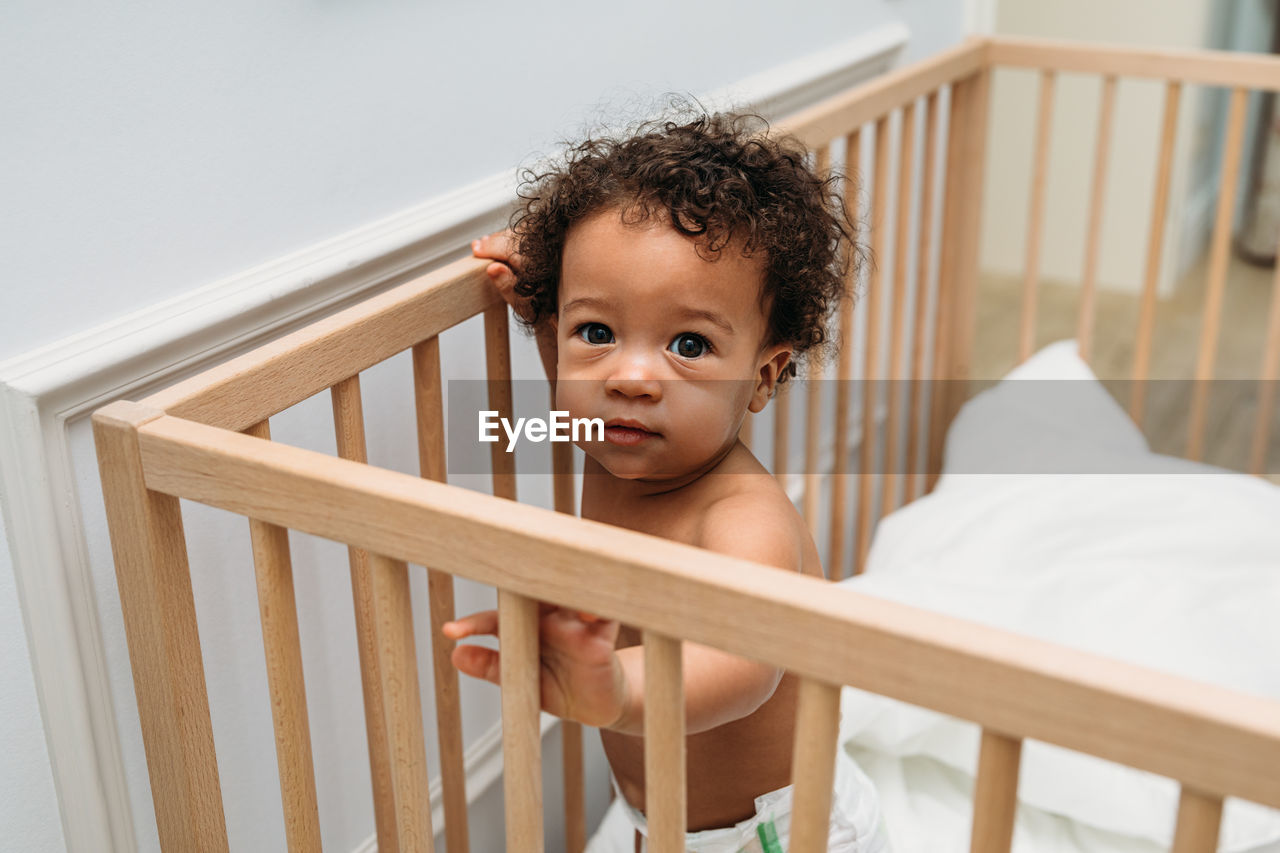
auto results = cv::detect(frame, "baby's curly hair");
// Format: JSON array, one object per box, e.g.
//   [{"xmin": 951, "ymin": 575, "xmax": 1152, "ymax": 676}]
[{"xmin": 507, "ymin": 94, "xmax": 863, "ymax": 385}]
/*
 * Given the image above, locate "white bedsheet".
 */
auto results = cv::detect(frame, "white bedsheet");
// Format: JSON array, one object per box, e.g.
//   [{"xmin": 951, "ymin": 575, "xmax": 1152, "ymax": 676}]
[
  {"xmin": 835, "ymin": 340, "xmax": 1280, "ymax": 853},
  {"xmin": 840, "ymin": 745, "xmax": 1280, "ymax": 853}
]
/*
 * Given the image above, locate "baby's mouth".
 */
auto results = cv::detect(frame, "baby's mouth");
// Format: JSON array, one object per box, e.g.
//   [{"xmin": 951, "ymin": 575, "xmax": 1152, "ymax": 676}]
[{"xmin": 602, "ymin": 419, "xmax": 660, "ymax": 446}]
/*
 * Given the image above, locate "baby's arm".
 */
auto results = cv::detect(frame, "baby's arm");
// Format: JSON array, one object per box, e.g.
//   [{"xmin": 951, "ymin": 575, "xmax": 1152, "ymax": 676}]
[
  {"xmin": 472, "ymin": 230, "xmax": 558, "ymax": 393},
  {"xmin": 606, "ymin": 504, "xmax": 801, "ymax": 736},
  {"xmin": 445, "ymin": 501, "xmax": 801, "ymax": 735}
]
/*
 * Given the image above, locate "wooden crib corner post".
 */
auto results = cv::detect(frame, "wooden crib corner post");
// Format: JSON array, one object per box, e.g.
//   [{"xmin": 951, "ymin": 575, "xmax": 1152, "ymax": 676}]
[
  {"xmin": 926, "ymin": 66, "xmax": 992, "ymax": 492},
  {"xmin": 92, "ymin": 401, "xmax": 229, "ymax": 853},
  {"xmin": 953, "ymin": 67, "xmax": 991, "ymax": 386}
]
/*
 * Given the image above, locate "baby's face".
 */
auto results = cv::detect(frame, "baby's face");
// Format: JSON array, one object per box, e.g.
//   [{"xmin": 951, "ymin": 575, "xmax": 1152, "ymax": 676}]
[{"xmin": 553, "ymin": 207, "xmax": 790, "ymax": 481}]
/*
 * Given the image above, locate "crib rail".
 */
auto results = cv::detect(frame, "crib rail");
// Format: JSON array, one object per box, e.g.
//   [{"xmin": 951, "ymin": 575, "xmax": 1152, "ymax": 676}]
[
  {"xmin": 770, "ymin": 36, "xmax": 1280, "ymax": 585},
  {"xmin": 987, "ymin": 35, "xmax": 1280, "ymax": 90},
  {"xmin": 92, "ymin": 33, "xmax": 1280, "ymax": 853},
  {"xmin": 97, "ymin": 401, "xmax": 1280, "ymax": 851},
  {"xmin": 141, "ymin": 255, "xmax": 500, "ymax": 433}
]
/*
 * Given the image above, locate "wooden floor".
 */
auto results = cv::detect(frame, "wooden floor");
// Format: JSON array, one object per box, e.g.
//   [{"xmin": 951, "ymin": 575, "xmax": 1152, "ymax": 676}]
[{"xmin": 969, "ymin": 249, "xmax": 1280, "ymax": 482}]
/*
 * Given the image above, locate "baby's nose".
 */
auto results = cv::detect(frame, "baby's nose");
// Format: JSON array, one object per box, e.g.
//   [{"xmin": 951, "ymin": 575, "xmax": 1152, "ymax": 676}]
[{"xmin": 604, "ymin": 352, "xmax": 663, "ymax": 399}]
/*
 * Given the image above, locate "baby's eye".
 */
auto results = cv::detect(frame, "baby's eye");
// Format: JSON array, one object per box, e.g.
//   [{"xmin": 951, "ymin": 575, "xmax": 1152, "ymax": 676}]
[
  {"xmin": 577, "ymin": 322, "xmax": 614, "ymax": 345},
  {"xmin": 669, "ymin": 332, "xmax": 711, "ymax": 359}
]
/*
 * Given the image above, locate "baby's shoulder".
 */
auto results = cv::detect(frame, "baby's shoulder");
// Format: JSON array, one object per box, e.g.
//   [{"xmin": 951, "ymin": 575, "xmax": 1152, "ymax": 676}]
[{"xmin": 691, "ymin": 481, "xmax": 807, "ymax": 575}]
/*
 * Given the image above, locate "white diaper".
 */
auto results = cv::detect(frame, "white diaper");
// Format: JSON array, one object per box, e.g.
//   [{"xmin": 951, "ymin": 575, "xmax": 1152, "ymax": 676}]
[{"xmin": 584, "ymin": 746, "xmax": 892, "ymax": 853}]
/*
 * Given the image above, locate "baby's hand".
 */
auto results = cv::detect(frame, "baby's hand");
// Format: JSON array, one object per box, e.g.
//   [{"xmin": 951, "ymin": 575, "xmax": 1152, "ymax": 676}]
[
  {"xmin": 473, "ymin": 228, "xmax": 559, "ymax": 388},
  {"xmin": 472, "ymin": 229, "xmax": 535, "ymax": 325},
  {"xmin": 443, "ymin": 602, "xmax": 629, "ymax": 729}
]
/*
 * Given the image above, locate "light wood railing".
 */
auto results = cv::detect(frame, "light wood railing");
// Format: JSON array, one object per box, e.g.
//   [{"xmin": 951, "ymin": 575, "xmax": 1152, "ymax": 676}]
[{"xmin": 93, "ymin": 35, "xmax": 1280, "ymax": 853}]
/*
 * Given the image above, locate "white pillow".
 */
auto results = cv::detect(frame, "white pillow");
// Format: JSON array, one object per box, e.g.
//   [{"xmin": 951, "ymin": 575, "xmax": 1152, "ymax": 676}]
[
  {"xmin": 840, "ymin": 339, "xmax": 1280, "ymax": 851},
  {"xmin": 942, "ymin": 339, "xmax": 1150, "ymax": 475}
]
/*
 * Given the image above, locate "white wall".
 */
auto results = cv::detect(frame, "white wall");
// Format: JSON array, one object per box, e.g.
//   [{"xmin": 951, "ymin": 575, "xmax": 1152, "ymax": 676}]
[
  {"xmin": 1, "ymin": 0, "xmax": 962, "ymax": 365},
  {"xmin": 0, "ymin": 2, "xmax": 966, "ymax": 851}
]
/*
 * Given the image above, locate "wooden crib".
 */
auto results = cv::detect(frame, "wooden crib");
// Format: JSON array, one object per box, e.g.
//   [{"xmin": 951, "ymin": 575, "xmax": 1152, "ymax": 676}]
[{"xmin": 93, "ymin": 36, "xmax": 1280, "ymax": 853}]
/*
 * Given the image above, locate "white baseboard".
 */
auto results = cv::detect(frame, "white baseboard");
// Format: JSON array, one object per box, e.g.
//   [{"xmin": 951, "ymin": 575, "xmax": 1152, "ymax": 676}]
[
  {"xmin": 0, "ymin": 23, "xmax": 907, "ymax": 852},
  {"xmin": 349, "ymin": 712, "xmax": 559, "ymax": 853}
]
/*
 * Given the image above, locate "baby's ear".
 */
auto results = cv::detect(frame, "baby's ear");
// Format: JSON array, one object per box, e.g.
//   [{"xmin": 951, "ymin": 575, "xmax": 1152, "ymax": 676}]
[{"xmin": 748, "ymin": 346, "xmax": 792, "ymax": 413}]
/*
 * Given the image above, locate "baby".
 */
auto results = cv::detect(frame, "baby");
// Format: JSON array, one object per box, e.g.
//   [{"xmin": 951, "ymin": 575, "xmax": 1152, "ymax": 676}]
[{"xmin": 444, "ymin": 102, "xmax": 890, "ymax": 852}]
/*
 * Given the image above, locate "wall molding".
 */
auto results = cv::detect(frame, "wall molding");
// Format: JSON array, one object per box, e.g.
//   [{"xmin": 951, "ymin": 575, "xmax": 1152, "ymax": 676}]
[{"xmin": 0, "ymin": 24, "xmax": 906, "ymax": 852}]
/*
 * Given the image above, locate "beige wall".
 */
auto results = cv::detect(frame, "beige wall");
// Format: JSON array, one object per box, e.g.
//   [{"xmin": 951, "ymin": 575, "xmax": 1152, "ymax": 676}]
[{"xmin": 981, "ymin": 0, "xmax": 1219, "ymax": 295}]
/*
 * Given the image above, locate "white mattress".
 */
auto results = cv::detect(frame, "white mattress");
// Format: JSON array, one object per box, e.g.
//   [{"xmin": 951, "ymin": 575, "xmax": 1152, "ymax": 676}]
[
  {"xmin": 836, "ymin": 340, "xmax": 1280, "ymax": 853},
  {"xmin": 840, "ymin": 744, "xmax": 1280, "ymax": 853}
]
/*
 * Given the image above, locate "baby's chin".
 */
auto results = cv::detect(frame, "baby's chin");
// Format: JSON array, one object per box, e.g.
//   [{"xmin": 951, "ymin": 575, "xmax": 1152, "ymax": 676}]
[
  {"xmin": 580, "ymin": 451, "xmax": 662, "ymax": 480},
  {"xmin": 579, "ymin": 445, "xmax": 715, "ymax": 482}
]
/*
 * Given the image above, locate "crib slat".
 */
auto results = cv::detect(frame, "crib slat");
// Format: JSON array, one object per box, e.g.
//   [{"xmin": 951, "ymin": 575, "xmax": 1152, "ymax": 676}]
[
  {"xmin": 411, "ymin": 338, "xmax": 471, "ymax": 853},
  {"xmin": 484, "ymin": 302, "xmax": 518, "ymax": 500},
  {"xmin": 552, "ymin": 421, "xmax": 577, "ymax": 520},
  {"xmin": 413, "ymin": 338, "xmax": 449, "ymax": 484},
  {"xmin": 1019, "ymin": 70, "xmax": 1057, "ymax": 364},
  {"xmin": 804, "ymin": 146, "xmax": 832, "ymax": 534},
  {"xmin": 1188, "ymin": 86, "xmax": 1249, "ymax": 462},
  {"xmin": 829, "ymin": 128, "xmax": 860, "ymax": 581},
  {"xmin": 1250, "ymin": 257, "xmax": 1280, "ymax": 474},
  {"xmin": 774, "ymin": 381, "xmax": 791, "ymax": 485},
  {"xmin": 1078, "ymin": 74, "xmax": 1117, "ymax": 365},
  {"xmin": 331, "ymin": 375, "xmax": 400, "ymax": 851},
  {"xmin": 499, "ymin": 591, "xmax": 544, "ymax": 852},
  {"xmin": 562, "ymin": 720, "xmax": 586, "ymax": 853},
  {"xmin": 643, "ymin": 631, "xmax": 686, "ymax": 852},
  {"xmin": 801, "ymin": 370, "xmax": 822, "ymax": 536},
  {"xmin": 1171, "ymin": 786, "xmax": 1224, "ymax": 853},
  {"xmin": 905, "ymin": 91, "xmax": 940, "ymax": 504},
  {"xmin": 927, "ymin": 83, "xmax": 969, "ymax": 494},
  {"xmin": 244, "ymin": 419, "xmax": 322, "ymax": 853},
  {"xmin": 881, "ymin": 102, "xmax": 916, "ymax": 515},
  {"xmin": 369, "ymin": 551, "xmax": 434, "ymax": 850},
  {"xmin": 547, "ymin": 382, "xmax": 587, "ymax": 853},
  {"xmin": 855, "ymin": 114, "xmax": 891, "ymax": 574},
  {"xmin": 969, "ymin": 729, "xmax": 1021, "ymax": 853},
  {"xmin": 789, "ymin": 677, "xmax": 841, "ymax": 853},
  {"xmin": 1130, "ymin": 81, "xmax": 1182, "ymax": 424},
  {"xmin": 92, "ymin": 401, "xmax": 230, "ymax": 852}
]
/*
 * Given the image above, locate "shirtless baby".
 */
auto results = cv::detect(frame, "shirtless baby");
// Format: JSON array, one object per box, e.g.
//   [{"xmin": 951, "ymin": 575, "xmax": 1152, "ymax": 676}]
[{"xmin": 444, "ymin": 104, "xmax": 891, "ymax": 852}]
